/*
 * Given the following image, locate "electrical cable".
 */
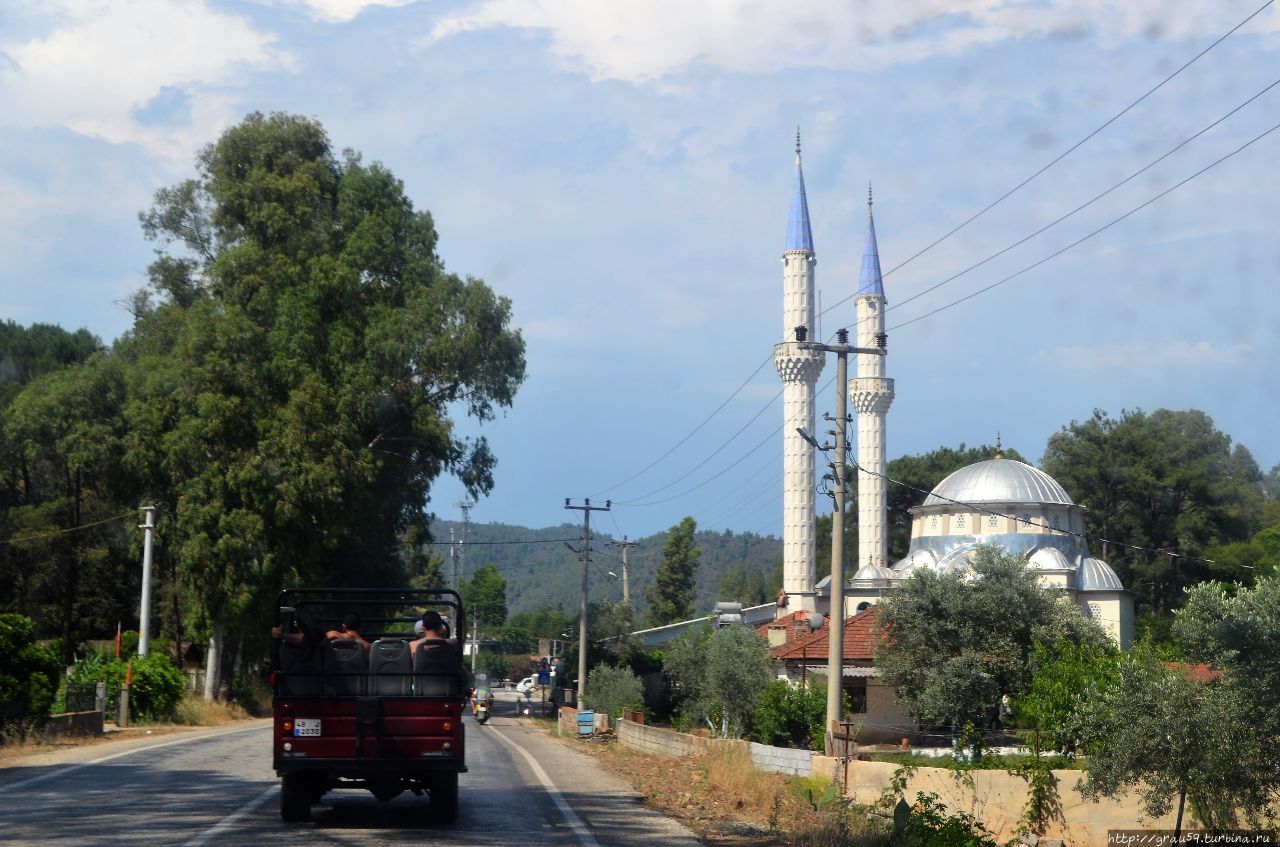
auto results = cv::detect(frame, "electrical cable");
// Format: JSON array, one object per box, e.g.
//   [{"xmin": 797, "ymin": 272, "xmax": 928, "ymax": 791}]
[
  {"xmin": 887, "ymin": 116, "xmax": 1280, "ymax": 332},
  {"xmin": 823, "ymin": 0, "xmax": 1276, "ymax": 309},
  {"xmin": 0, "ymin": 511, "xmax": 136, "ymax": 546},
  {"xmin": 881, "ymin": 74, "xmax": 1280, "ymax": 320}
]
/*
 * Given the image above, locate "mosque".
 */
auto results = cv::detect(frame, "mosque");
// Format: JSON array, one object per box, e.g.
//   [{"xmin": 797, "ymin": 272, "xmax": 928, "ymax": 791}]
[{"xmin": 771, "ymin": 136, "xmax": 1134, "ymax": 651}]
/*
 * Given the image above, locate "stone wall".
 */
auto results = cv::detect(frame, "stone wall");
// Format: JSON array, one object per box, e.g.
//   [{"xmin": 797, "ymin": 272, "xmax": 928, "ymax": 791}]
[
  {"xmin": 45, "ymin": 710, "xmax": 104, "ymax": 737},
  {"xmin": 748, "ymin": 740, "xmax": 813, "ymax": 776},
  {"xmin": 616, "ymin": 719, "xmax": 814, "ymax": 777}
]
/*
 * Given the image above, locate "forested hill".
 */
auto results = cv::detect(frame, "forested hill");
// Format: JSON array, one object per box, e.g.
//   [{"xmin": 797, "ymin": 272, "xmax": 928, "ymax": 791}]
[{"xmin": 427, "ymin": 520, "xmax": 782, "ymax": 618}]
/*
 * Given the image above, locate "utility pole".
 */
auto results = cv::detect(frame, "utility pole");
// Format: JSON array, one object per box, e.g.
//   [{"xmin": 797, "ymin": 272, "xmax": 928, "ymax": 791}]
[
  {"xmin": 137, "ymin": 505, "xmax": 156, "ymax": 657},
  {"xmin": 470, "ymin": 601, "xmax": 479, "ymax": 672},
  {"xmin": 565, "ymin": 497, "xmax": 611, "ymax": 710},
  {"xmin": 449, "ymin": 527, "xmax": 459, "ymax": 590},
  {"xmin": 454, "ymin": 499, "xmax": 474, "ymax": 578},
  {"xmin": 797, "ymin": 326, "xmax": 885, "ymax": 752},
  {"xmin": 617, "ymin": 537, "xmax": 635, "ymax": 605}
]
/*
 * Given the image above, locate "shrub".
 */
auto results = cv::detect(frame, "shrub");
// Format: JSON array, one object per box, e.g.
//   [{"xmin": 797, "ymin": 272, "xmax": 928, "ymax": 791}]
[
  {"xmin": 0, "ymin": 614, "xmax": 60, "ymax": 732},
  {"xmin": 754, "ymin": 679, "xmax": 827, "ymax": 750},
  {"xmin": 67, "ymin": 651, "xmax": 186, "ymax": 721},
  {"xmin": 585, "ymin": 663, "xmax": 644, "ymax": 719}
]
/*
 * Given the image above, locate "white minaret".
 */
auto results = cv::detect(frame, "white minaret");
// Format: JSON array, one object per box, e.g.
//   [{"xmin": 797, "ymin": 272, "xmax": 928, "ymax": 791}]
[
  {"xmin": 850, "ymin": 186, "xmax": 895, "ymax": 572},
  {"xmin": 773, "ymin": 133, "xmax": 825, "ymax": 612}
]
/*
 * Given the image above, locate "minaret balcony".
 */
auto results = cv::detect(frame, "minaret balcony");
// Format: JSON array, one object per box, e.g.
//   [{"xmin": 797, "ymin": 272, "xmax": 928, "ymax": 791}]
[
  {"xmin": 849, "ymin": 377, "xmax": 895, "ymax": 413},
  {"xmin": 773, "ymin": 342, "xmax": 825, "ymax": 383}
]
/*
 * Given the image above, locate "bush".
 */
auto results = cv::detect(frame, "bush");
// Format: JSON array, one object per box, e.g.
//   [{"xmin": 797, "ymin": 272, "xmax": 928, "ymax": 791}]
[
  {"xmin": 68, "ymin": 651, "xmax": 186, "ymax": 721},
  {"xmin": 754, "ymin": 679, "xmax": 827, "ymax": 751},
  {"xmin": 585, "ymin": 663, "xmax": 644, "ymax": 719},
  {"xmin": 0, "ymin": 614, "xmax": 60, "ymax": 732}
]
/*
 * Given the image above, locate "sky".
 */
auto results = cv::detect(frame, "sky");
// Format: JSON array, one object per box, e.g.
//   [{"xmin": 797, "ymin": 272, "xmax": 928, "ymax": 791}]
[{"xmin": 2, "ymin": 0, "xmax": 1278, "ymax": 541}]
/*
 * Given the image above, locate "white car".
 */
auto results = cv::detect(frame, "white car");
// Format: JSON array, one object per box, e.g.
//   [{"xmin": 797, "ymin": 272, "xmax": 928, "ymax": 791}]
[{"xmin": 514, "ymin": 677, "xmax": 535, "ymax": 694}]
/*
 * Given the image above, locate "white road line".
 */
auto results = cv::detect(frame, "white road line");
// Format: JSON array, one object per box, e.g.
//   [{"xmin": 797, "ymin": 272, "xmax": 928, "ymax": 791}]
[
  {"xmin": 183, "ymin": 785, "xmax": 277, "ymax": 847},
  {"xmin": 488, "ymin": 725, "xmax": 601, "ymax": 847},
  {"xmin": 0, "ymin": 723, "xmax": 269, "ymax": 794}
]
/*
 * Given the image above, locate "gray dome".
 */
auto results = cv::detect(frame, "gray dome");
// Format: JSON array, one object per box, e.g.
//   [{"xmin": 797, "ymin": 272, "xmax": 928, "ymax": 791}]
[
  {"xmin": 1079, "ymin": 557, "xmax": 1125, "ymax": 591},
  {"xmin": 922, "ymin": 458, "xmax": 1074, "ymax": 507}
]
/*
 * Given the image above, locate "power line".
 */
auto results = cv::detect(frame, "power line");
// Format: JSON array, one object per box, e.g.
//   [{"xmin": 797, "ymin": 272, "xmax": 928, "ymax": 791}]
[
  {"xmin": 819, "ymin": 0, "xmax": 1275, "ymax": 324},
  {"xmin": 0, "ymin": 512, "xmax": 135, "ymax": 546},
  {"xmin": 884, "ymin": 74, "xmax": 1280, "ymax": 320},
  {"xmin": 888, "ymin": 117, "xmax": 1280, "ymax": 332},
  {"xmin": 592, "ymin": 354, "xmax": 774, "ymax": 497}
]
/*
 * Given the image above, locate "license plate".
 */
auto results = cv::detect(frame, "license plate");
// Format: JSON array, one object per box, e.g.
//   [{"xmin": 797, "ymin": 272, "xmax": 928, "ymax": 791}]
[{"xmin": 294, "ymin": 719, "xmax": 321, "ymax": 737}]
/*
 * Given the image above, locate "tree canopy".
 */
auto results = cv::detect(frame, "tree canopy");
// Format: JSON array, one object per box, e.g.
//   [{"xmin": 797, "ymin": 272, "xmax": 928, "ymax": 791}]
[
  {"xmin": 873, "ymin": 545, "xmax": 1110, "ymax": 731},
  {"xmin": 646, "ymin": 516, "xmax": 700, "ymax": 626},
  {"xmin": 459, "ymin": 563, "xmax": 509, "ymax": 633}
]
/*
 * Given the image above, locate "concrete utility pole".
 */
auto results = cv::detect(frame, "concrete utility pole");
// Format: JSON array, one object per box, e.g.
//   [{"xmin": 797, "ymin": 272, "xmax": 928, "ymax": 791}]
[
  {"xmin": 617, "ymin": 537, "xmax": 635, "ymax": 605},
  {"xmin": 565, "ymin": 497, "xmax": 610, "ymax": 710},
  {"xmin": 798, "ymin": 326, "xmax": 885, "ymax": 751},
  {"xmin": 449, "ymin": 527, "xmax": 458, "ymax": 590},
  {"xmin": 137, "ymin": 505, "xmax": 156, "ymax": 657},
  {"xmin": 470, "ymin": 601, "xmax": 479, "ymax": 672}
]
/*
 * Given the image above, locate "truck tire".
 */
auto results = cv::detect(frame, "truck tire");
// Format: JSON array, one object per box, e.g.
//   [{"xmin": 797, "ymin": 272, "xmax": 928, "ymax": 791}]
[
  {"xmin": 280, "ymin": 774, "xmax": 312, "ymax": 823},
  {"xmin": 429, "ymin": 772, "xmax": 458, "ymax": 823}
]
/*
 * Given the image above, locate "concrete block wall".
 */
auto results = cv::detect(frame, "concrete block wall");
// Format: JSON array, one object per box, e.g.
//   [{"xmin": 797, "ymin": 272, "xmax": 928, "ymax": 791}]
[
  {"xmin": 45, "ymin": 710, "xmax": 104, "ymax": 737},
  {"xmin": 748, "ymin": 740, "xmax": 813, "ymax": 776},
  {"xmin": 617, "ymin": 718, "xmax": 697, "ymax": 757}
]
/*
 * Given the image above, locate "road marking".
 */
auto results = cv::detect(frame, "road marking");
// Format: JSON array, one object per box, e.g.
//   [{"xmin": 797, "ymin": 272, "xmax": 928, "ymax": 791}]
[
  {"xmin": 0, "ymin": 723, "xmax": 269, "ymax": 793},
  {"xmin": 488, "ymin": 725, "xmax": 601, "ymax": 847},
  {"xmin": 183, "ymin": 785, "xmax": 277, "ymax": 847}
]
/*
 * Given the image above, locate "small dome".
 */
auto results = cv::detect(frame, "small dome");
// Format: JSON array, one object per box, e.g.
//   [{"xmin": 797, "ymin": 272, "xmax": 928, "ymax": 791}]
[
  {"xmin": 1079, "ymin": 557, "xmax": 1124, "ymax": 591},
  {"xmin": 923, "ymin": 458, "xmax": 1074, "ymax": 507},
  {"xmin": 893, "ymin": 549, "xmax": 937, "ymax": 575},
  {"xmin": 937, "ymin": 545, "xmax": 979, "ymax": 574},
  {"xmin": 1028, "ymin": 547, "xmax": 1073, "ymax": 571},
  {"xmin": 853, "ymin": 563, "xmax": 895, "ymax": 582}
]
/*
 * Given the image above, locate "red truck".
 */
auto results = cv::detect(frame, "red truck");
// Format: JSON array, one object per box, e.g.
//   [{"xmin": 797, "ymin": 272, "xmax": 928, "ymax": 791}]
[{"xmin": 271, "ymin": 588, "xmax": 468, "ymax": 823}]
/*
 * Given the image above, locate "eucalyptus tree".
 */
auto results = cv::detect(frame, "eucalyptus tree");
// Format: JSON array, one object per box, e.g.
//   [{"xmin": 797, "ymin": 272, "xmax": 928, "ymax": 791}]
[{"xmin": 123, "ymin": 113, "xmax": 525, "ymax": 698}]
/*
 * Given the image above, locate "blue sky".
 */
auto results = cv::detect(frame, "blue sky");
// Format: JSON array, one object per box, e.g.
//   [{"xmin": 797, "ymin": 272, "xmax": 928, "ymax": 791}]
[{"xmin": 2, "ymin": 1, "xmax": 1278, "ymax": 540}]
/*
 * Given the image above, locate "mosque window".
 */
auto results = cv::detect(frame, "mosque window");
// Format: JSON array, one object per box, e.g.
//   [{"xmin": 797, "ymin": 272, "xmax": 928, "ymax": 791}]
[
  {"xmin": 987, "ymin": 514, "xmax": 999, "ymax": 528},
  {"xmin": 930, "ymin": 516, "xmax": 939, "ymax": 530},
  {"xmin": 1051, "ymin": 514, "xmax": 1061, "ymax": 530},
  {"xmin": 955, "ymin": 514, "xmax": 966, "ymax": 530},
  {"xmin": 1087, "ymin": 603, "xmax": 1102, "ymax": 620},
  {"xmin": 1020, "ymin": 513, "xmax": 1032, "ymax": 527}
]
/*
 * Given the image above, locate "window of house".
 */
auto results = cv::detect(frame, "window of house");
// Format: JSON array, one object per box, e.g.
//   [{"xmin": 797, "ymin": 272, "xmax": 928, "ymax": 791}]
[
  {"xmin": 855, "ymin": 602, "xmax": 871, "ymax": 613},
  {"xmin": 845, "ymin": 678, "xmax": 867, "ymax": 714}
]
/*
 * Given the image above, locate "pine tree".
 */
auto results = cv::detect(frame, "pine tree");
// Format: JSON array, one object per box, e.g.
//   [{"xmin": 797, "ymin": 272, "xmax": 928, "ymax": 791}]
[{"xmin": 646, "ymin": 516, "xmax": 700, "ymax": 626}]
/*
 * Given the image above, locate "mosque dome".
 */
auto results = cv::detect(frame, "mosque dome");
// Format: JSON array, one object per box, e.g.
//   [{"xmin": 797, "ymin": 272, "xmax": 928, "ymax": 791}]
[
  {"xmin": 922, "ymin": 458, "xmax": 1074, "ymax": 508},
  {"xmin": 1079, "ymin": 556, "xmax": 1125, "ymax": 591},
  {"xmin": 1028, "ymin": 547, "xmax": 1074, "ymax": 571}
]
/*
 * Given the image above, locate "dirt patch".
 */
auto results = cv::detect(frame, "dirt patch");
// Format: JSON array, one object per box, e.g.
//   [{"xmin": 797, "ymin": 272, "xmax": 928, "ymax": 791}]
[{"xmin": 549, "ymin": 731, "xmax": 858, "ymax": 846}]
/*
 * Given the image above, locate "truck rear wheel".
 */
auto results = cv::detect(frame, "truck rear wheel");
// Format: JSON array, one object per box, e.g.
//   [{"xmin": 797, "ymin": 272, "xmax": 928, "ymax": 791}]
[
  {"xmin": 280, "ymin": 774, "xmax": 312, "ymax": 823},
  {"xmin": 429, "ymin": 772, "xmax": 458, "ymax": 823}
]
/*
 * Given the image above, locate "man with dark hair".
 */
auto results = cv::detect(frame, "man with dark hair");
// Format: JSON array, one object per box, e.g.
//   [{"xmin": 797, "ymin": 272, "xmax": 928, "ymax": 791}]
[{"xmin": 272, "ymin": 610, "xmax": 369, "ymax": 649}]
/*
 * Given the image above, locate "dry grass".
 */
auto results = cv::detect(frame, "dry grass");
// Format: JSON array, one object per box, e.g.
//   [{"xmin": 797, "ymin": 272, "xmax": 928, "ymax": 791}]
[{"xmin": 171, "ymin": 694, "xmax": 252, "ymax": 726}]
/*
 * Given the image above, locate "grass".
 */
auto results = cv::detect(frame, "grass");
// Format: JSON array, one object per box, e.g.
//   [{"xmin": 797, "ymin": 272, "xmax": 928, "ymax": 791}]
[
  {"xmin": 868, "ymin": 750, "xmax": 1085, "ymax": 770},
  {"xmin": 172, "ymin": 694, "xmax": 253, "ymax": 726}
]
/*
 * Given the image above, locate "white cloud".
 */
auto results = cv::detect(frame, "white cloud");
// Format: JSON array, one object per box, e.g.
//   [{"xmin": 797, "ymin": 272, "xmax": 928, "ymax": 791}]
[
  {"xmin": 0, "ymin": 0, "xmax": 289, "ymax": 157},
  {"xmin": 431, "ymin": 1, "xmax": 1280, "ymax": 82},
  {"xmin": 272, "ymin": 0, "xmax": 417, "ymax": 24},
  {"xmin": 1045, "ymin": 340, "xmax": 1255, "ymax": 371}
]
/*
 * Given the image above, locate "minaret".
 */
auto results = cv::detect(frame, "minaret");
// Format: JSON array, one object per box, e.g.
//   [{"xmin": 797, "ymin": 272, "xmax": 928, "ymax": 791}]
[
  {"xmin": 850, "ymin": 185, "xmax": 895, "ymax": 572},
  {"xmin": 773, "ymin": 132, "xmax": 825, "ymax": 613}
]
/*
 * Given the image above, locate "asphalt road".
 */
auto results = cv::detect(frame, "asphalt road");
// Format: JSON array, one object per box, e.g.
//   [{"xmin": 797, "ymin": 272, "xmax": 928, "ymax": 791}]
[{"xmin": 0, "ymin": 691, "xmax": 699, "ymax": 847}]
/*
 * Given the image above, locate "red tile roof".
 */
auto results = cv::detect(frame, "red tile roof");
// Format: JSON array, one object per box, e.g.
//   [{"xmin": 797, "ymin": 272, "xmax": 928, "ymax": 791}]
[
  {"xmin": 772, "ymin": 606, "xmax": 881, "ymax": 662},
  {"xmin": 1167, "ymin": 661, "xmax": 1220, "ymax": 683}
]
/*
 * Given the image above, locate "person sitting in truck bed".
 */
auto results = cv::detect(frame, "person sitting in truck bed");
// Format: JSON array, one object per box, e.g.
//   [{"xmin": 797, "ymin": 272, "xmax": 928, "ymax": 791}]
[
  {"xmin": 412, "ymin": 611, "xmax": 472, "ymax": 688},
  {"xmin": 272, "ymin": 611, "xmax": 370, "ymax": 650}
]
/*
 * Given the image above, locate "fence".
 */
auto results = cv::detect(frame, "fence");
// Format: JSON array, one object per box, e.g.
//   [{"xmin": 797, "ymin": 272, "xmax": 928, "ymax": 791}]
[{"xmin": 614, "ymin": 719, "xmax": 814, "ymax": 777}]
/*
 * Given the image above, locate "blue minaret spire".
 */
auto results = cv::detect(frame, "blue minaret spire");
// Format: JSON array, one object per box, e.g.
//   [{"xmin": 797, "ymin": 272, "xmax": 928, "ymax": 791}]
[
  {"xmin": 785, "ymin": 128, "xmax": 814, "ymax": 253},
  {"xmin": 857, "ymin": 181, "xmax": 883, "ymax": 295}
]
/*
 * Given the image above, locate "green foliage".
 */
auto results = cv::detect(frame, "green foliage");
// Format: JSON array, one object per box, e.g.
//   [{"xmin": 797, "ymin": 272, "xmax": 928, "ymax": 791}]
[
  {"xmin": 889, "ymin": 792, "xmax": 1000, "ymax": 847},
  {"xmin": 1013, "ymin": 640, "xmax": 1120, "ymax": 755},
  {"xmin": 874, "ymin": 545, "xmax": 1111, "ymax": 730},
  {"xmin": 1043, "ymin": 409, "xmax": 1261, "ymax": 613},
  {"xmin": 716, "ymin": 560, "xmax": 771, "ymax": 605},
  {"xmin": 474, "ymin": 650, "xmax": 510, "ymax": 682},
  {"xmin": 753, "ymin": 679, "xmax": 827, "ymax": 751},
  {"xmin": 0, "ymin": 614, "xmax": 60, "ymax": 728},
  {"xmin": 584, "ymin": 663, "xmax": 644, "ymax": 719},
  {"xmin": 1080, "ymin": 648, "xmax": 1268, "ymax": 832},
  {"xmin": 68, "ymin": 652, "xmax": 186, "ymax": 721},
  {"xmin": 646, "ymin": 516, "xmax": 701, "ymax": 626},
  {"xmin": 665, "ymin": 624, "xmax": 774, "ymax": 738},
  {"xmin": 500, "ymin": 606, "xmax": 572, "ymax": 651},
  {"xmin": 459, "ymin": 563, "xmax": 508, "ymax": 632}
]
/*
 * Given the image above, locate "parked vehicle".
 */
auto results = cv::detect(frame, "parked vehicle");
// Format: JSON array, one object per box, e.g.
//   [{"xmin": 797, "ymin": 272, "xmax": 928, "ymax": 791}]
[
  {"xmin": 271, "ymin": 588, "xmax": 469, "ymax": 823},
  {"xmin": 514, "ymin": 676, "xmax": 535, "ymax": 694}
]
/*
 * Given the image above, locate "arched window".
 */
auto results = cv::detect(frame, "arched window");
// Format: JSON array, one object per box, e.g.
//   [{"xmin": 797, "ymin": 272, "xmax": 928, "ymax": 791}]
[{"xmin": 855, "ymin": 602, "xmax": 871, "ymax": 614}]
